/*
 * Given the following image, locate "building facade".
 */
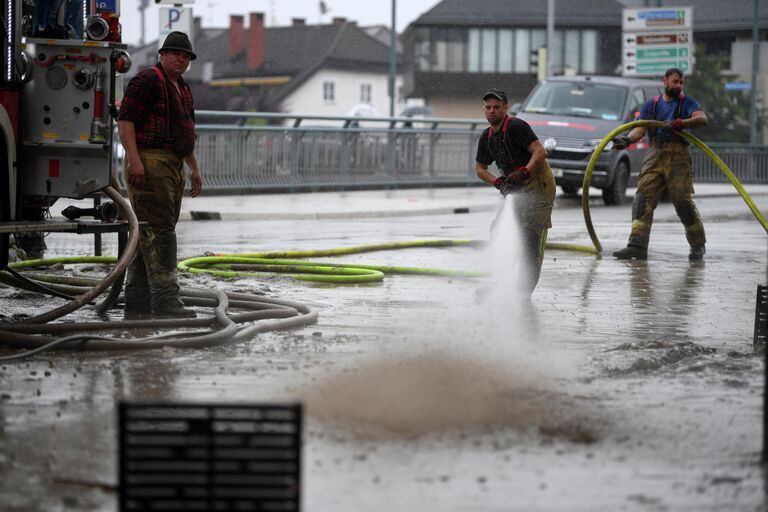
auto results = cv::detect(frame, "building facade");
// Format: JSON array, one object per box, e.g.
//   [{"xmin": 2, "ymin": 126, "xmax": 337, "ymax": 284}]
[{"xmin": 401, "ymin": 0, "xmax": 625, "ymax": 118}]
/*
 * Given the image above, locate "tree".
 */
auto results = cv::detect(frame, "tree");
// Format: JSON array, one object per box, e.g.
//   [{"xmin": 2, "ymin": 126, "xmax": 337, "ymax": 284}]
[{"xmin": 685, "ymin": 44, "xmax": 762, "ymax": 143}]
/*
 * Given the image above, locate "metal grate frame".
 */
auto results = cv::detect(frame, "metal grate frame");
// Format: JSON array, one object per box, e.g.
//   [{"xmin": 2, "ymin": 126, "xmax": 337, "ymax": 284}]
[{"xmin": 119, "ymin": 402, "xmax": 302, "ymax": 511}]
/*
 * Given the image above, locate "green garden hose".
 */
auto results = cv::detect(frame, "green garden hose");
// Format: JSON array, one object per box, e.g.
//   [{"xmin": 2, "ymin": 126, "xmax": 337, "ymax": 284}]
[
  {"xmin": 177, "ymin": 240, "xmax": 486, "ymax": 284},
  {"xmin": 177, "ymin": 237, "xmax": 599, "ymax": 284},
  {"xmin": 582, "ymin": 120, "xmax": 768, "ymax": 253}
]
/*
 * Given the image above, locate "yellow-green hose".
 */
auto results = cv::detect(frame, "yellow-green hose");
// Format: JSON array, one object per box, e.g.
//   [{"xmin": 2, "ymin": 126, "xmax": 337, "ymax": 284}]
[
  {"xmin": 178, "ymin": 240, "xmax": 486, "ymax": 283},
  {"xmin": 177, "ymin": 238, "xmax": 599, "ymax": 283},
  {"xmin": 4, "ymin": 240, "xmax": 592, "ymax": 287},
  {"xmin": 582, "ymin": 120, "xmax": 768, "ymax": 253},
  {"xmin": 8, "ymin": 256, "xmax": 116, "ymax": 270}
]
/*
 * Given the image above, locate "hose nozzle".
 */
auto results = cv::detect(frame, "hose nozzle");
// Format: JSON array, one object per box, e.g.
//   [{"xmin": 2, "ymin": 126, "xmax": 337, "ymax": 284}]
[{"xmin": 61, "ymin": 202, "xmax": 119, "ymax": 222}]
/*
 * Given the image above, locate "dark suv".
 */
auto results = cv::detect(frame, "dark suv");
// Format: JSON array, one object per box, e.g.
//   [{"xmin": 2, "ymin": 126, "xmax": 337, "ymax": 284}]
[{"xmin": 514, "ymin": 75, "xmax": 661, "ymax": 205}]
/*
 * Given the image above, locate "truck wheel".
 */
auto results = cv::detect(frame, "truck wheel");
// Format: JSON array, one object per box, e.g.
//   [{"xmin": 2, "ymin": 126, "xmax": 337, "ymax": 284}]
[
  {"xmin": 602, "ymin": 161, "xmax": 629, "ymax": 206},
  {"xmin": 561, "ymin": 183, "xmax": 580, "ymax": 195}
]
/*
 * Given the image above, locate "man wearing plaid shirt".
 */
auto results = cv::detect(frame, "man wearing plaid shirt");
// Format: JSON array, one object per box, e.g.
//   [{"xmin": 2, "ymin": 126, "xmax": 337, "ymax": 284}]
[{"xmin": 118, "ymin": 31, "xmax": 202, "ymax": 318}]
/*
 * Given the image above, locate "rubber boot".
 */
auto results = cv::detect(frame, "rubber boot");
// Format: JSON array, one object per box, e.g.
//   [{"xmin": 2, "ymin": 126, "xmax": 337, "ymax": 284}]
[
  {"xmin": 613, "ymin": 245, "xmax": 648, "ymax": 260},
  {"xmin": 146, "ymin": 228, "xmax": 196, "ymax": 318},
  {"xmin": 124, "ymin": 251, "xmax": 153, "ymax": 317},
  {"xmin": 688, "ymin": 245, "xmax": 706, "ymax": 261}
]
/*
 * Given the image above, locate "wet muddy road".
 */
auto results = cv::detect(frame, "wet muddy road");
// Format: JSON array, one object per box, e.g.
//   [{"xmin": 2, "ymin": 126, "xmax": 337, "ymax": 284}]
[{"xmin": 1, "ymin": 193, "xmax": 767, "ymax": 511}]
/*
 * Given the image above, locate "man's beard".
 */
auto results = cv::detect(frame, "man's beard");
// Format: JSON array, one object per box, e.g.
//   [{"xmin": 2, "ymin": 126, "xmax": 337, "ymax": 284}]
[{"xmin": 665, "ymin": 87, "xmax": 682, "ymax": 98}]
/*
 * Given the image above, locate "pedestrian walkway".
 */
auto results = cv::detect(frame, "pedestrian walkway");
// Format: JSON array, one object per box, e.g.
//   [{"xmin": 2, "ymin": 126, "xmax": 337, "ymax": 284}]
[{"xmin": 178, "ymin": 183, "xmax": 768, "ymax": 221}]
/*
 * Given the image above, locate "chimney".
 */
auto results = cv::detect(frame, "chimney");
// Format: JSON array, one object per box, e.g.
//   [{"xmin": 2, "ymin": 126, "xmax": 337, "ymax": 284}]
[
  {"xmin": 248, "ymin": 12, "xmax": 265, "ymax": 70},
  {"xmin": 332, "ymin": 17, "xmax": 346, "ymax": 24},
  {"xmin": 229, "ymin": 15, "xmax": 244, "ymax": 57},
  {"xmin": 292, "ymin": 18, "xmax": 306, "ymax": 27}
]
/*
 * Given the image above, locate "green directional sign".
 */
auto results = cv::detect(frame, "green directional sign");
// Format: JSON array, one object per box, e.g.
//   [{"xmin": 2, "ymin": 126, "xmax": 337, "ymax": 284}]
[
  {"xmin": 631, "ymin": 60, "xmax": 690, "ymax": 75},
  {"xmin": 635, "ymin": 46, "xmax": 689, "ymax": 59}
]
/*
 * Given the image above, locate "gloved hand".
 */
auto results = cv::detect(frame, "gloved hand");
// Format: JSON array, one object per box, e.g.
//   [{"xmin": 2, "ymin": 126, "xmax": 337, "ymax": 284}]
[
  {"xmin": 504, "ymin": 167, "xmax": 531, "ymax": 194},
  {"xmin": 611, "ymin": 135, "xmax": 632, "ymax": 150},
  {"xmin": 664, "ymin": 118, "xmax": 684, "ymax": 131},
  {"xmin": 494, "ymin": 176, "xmax": 511, "ymax": 196}
]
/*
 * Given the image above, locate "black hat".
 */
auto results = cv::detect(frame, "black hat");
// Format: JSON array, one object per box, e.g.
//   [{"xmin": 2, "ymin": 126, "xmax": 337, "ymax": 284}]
[
  {"xmin": 159, "ymin": 31, "xmax": 197, "ymax": 60},
  {"xmin": 483, "ymin": 89, "xmax": 508, "ymax": 103}
]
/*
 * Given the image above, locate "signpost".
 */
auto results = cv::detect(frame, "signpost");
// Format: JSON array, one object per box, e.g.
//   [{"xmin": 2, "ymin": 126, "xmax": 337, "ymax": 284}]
[
  {"xmin": 158, "ymin": 6, "xmax": 193, "ymax": 48},
  {"xmin": 622, "ymin": 7, "xmax": 693, "ymax": 77},
  {"xmin": 725, "ymin": 81, "xmax": 752, "ymax": 92}
]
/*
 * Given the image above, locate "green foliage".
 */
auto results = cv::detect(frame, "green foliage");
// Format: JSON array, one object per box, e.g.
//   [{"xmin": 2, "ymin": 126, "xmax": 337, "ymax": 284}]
[{"xmin": 685, "ymin": 44, "xmax": 760, "ymax": 143}]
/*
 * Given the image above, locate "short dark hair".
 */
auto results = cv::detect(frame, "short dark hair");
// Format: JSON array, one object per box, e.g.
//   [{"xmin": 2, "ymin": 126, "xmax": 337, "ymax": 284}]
[{"xmin": 665, "ymin": 67, "xmax": 684, "ymax": 79}]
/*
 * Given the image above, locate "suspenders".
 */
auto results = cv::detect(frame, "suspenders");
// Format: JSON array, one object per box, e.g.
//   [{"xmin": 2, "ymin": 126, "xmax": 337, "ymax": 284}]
[
  {"xmin": 649, "ymin": 94, "xmax": 685, "ymax": 142},
  {"xmin": 486, "ymin": 115, "xmax": 516, "ymax": 171}
]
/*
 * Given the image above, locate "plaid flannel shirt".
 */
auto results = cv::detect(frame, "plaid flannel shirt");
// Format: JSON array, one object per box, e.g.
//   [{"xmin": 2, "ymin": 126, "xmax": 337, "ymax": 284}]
[{"xmin": 118, "ymin": 64, "xmax": 196, "ymax": 155}]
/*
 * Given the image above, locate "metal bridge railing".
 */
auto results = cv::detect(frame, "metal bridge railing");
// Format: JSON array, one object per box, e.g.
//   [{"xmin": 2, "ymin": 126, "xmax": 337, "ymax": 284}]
[
  {"xmin": 115, "ymin": 111, "xmax": 768, "ymax": 193},
  {"xmin": 692, "ymin": 143, "xmax": 768, "ymax": 184},
  {"xmin": 191, "ymin": 111, "xmax": 486, "ymax": 193}
]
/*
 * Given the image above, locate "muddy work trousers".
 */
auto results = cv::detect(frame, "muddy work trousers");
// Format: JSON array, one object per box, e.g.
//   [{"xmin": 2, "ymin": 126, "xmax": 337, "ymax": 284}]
[
  {"xmin": 626, "ymin": 143, "xmax": 706, "ymax": 250},
  {"xmin": 124, "ymin": 149, "xmax": 186, "ymax": 312}
]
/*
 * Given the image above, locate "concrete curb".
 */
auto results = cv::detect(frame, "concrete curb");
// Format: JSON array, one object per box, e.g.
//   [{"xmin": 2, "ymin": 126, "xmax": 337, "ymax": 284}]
[
  {"xmin": 177, "ymin": 188, "xmax": 768, "ymax": 222},
  {"xmin": 179, "ymin": 203, "xmax": 498, "ymax": 222}
]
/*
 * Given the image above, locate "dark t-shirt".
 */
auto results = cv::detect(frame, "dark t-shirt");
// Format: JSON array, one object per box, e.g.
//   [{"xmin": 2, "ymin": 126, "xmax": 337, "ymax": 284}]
[
  {"xmin": 476, "ymin": 116, "xmax": 538, "ymax": 174},
  {"xmin": 639, "ymin": 94, "xmax": 702, "ymax": 145}
]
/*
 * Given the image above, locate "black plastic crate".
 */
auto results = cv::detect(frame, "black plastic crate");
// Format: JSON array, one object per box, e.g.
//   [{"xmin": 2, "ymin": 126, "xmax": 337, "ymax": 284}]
[
  {"xmin": 119, "ymin": 402, "xmax": 302, "ymax": 511},
  {"xmin": 755, "ymin": 285, "xmax": 768, "ymax": 347}
]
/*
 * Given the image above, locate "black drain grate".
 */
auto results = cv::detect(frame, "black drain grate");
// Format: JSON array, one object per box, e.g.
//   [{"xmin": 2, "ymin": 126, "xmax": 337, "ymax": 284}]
[
  {"xmin": 119, "ymin": 402, "xmax": 302, "ymax": 511},
  {"xmin": 755, "ymin": 285, "xmax": 768, "ymax": 347}
]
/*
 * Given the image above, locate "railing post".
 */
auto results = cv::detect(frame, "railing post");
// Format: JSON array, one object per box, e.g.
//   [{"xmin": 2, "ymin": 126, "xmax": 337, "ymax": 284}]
[
  {"xmin": 340, "ymin": 131, "xmax": 350, "ymax": 190},
  {"xmin": 428, "ymin": 132, "xmax": 438, "ymax": 183},
  {"xmin": 387, "ymin": 130, "xmax": 397, "ymax": 181}
]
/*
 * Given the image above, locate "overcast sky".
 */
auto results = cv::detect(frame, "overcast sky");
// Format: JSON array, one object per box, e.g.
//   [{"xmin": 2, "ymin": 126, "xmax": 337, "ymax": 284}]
[{"xmin": 118, "ymin": 0, "xmax": 439, "ymax": 47}]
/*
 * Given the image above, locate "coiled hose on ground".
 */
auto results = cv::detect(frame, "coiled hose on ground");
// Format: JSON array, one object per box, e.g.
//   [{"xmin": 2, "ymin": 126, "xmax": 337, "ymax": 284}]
[
  {"xmin": 0, "ymin": 185, "xmax": 318, "ymax": 359},
  {"xmin": 582, "ymin": 120, "xmax": 768, "ymax": 253}
]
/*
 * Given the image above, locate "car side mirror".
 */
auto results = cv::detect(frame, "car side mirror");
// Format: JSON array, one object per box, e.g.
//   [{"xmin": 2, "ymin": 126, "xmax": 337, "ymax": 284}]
[{"xmin": 510, "ymin": 102, "xmax": 521, "ymax": 114}]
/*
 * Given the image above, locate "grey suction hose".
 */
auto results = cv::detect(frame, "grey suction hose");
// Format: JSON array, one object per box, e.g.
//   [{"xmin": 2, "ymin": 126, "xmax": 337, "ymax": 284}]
[
  {"xmin": 0, "ymin": 287, "xmax": 317, "ymax": 355},
  {"xmin": 94, "ymin": 232, "xmax": 127, "ymax": 314},
  {"xmin": 19, "ymin": 186, "xmax": 139, "ymax": 324}
]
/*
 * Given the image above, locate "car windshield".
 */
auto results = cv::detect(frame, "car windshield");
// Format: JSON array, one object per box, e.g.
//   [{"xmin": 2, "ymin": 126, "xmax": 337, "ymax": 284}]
[{"xmin": 522, "ymin": 81, "xmax": 628, "ymax": 120}]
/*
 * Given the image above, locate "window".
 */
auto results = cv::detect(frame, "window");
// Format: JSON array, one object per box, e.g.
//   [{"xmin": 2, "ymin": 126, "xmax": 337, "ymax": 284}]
[
  {"xmin": 468, "ymin": 29, "xmax": 480, "ymax": 72},
  {"xmin": 480, "ymin": 29, "xmax": 496, "ymax": 72},
  {"xmin": 514, "ymin": 29, "xmax": 530, "ymax": 73},
  {"xmin": 498, "ymin": 29, "xmax": 513, "ymax": 72},
  {"xmin": 323, "ymin": 81, "xmax": 335, "ymax": 102},
  {"xmin": 549, "ymin": 30, "xmax": 563, "ymax": 74},
  {"xmin": 414, "ymin": 28, "xmax": 431, "ymax": 71},
  {"xmin": 413, "ymin": 27, "xmax": 600, "ymax": 75},
  {"xmin": 446, "ymin": 39, "xmax": 465, "ymax": 72},
  {"xmin": 523, "ymin": 81, "xmax": 627, "ymax": 120},
  {"xmin": 435, "ymin": 40, "xmax": 449, "ymax": 71},
  {"xmin": 360, "ymin": 83, "xmax": 372, "ymax": 103},
  {"xmin": 581, "ymin": 30, "xmax": 597, "ymax": 74},
  {"xmin": 564, "ymin": 30, "xmax": 580, "ymax": 74},
  {"xmin": 531, "ymin": 29, "xmax": 546, "ymax": 54}
]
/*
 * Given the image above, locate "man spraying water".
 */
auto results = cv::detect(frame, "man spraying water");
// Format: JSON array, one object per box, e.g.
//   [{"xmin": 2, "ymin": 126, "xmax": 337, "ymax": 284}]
[{"xmin": 475, "ymin": 89, "xmax": 556, "ymax": 296}]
